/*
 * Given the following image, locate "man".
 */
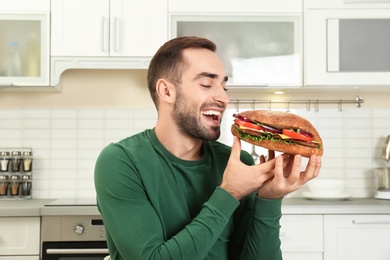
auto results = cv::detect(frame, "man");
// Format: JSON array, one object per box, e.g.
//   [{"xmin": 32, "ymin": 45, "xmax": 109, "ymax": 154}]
[{"xmin": 94, "ymin": 36, "xmax": 321, "ymax": 260}]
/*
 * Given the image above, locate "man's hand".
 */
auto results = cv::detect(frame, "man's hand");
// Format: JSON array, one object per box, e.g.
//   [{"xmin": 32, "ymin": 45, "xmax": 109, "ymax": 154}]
[
  {"xmin": 220, "ymin": 137, "xmax": 283, "ymax": 200},
  {"xmin": 258, "ymin": 153, "xmax": 322, "ymax": 199}
]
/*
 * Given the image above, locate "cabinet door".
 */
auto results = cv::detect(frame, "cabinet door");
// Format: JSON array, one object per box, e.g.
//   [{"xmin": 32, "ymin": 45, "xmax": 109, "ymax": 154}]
[
  {"xmin": 324, "ymin": 215, "xmax": 390, "ymax": 260},
  {"xmin": 280, "ymin": 215, "xmax": 323, "ymax": 253},
  {"xmin": 110, "ymin": 0, "xmax": 168, "ymax": 57},
  {"xmin": 51, "ymin": 0, "xmax": 109, "ymax": 56},
  {"xmin": 0, "ymin": 13, "xmax": 50, "ymax": 86},
  {"xmin": 304, "ymin": 9, "xmax": 390, "ymax": 87},
  {"xmin": 0, "ymin": 217, "xmax": 40, "ymax": 255}
]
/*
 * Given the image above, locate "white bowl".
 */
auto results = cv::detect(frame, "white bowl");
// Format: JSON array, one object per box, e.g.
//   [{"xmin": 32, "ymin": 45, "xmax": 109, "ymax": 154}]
[{"xmin": 307, "ymin": 179, "xmax": 347, "ymax": 196}]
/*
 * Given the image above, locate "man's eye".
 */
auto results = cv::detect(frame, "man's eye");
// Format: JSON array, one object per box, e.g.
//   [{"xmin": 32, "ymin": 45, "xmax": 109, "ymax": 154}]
[{"xmin": 201, "ymin": 84, "xmax": 212, "ymax": 88}]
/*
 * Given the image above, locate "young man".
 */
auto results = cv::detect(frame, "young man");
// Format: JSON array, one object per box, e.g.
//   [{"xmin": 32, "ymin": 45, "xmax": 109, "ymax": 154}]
[{"xmin": 94, "ymin": 36, "xmax": 321, "ymax": 260}]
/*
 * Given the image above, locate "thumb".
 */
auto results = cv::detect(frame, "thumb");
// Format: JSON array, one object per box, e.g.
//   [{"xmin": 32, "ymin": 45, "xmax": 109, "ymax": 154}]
[{"xmin": 230, "ymin": 136, "xmax": 242, "ymax": 160}]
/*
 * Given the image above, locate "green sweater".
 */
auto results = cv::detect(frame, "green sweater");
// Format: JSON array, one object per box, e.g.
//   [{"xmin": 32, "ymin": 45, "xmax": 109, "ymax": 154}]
[{"xmin": 94, "ymin": 129, "xmax": 282, "ymax": 260}]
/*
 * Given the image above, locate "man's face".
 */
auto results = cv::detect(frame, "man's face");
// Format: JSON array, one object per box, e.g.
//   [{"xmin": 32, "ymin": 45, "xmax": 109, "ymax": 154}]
[{"xmin": 172, "ymin": 48, "xmax": 229, "ymax": 141}]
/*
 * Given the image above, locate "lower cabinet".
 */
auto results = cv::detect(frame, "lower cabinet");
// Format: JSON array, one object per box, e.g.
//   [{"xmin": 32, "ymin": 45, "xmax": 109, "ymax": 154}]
[
  {"xmin": 324, "ymin": 215, "xmax": 390, "ymax": 260},
  {"xmin": 0, "ymin": 217, "xmax": 40, "ymax": 258},
  {"xmin": 280, "ymin": 215, "xmax": 323, "ymax": 260}
]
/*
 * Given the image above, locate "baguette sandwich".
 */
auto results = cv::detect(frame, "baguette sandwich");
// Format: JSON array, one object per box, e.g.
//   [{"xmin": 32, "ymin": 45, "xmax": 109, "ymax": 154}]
[{"xmin": 231, "ymin": 110, "xmax": 323, "ymax": 157}]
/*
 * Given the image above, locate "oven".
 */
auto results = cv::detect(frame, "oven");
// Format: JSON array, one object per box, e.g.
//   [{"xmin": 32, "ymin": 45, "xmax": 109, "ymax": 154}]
[{"xmin": 41, "ymin": 201, "xmax": 109, "ymax": 260}]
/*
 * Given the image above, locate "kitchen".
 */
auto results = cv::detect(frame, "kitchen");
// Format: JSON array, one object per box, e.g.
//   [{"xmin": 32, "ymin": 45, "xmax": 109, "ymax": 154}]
[{"xmin": 1, "ymin": 0, "xmax": 390, "ymax": 259}]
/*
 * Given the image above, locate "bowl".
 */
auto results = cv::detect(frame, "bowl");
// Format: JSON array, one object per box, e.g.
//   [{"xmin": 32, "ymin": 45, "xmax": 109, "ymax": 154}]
[{"xmin": 307, "ymin": 179, "xmax": 347, "ymax": 196}]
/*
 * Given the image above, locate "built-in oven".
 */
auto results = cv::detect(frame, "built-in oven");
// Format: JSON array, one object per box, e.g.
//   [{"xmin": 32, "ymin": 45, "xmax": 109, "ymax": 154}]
[{"xmin": 41, "ymin": 215, "xmax": 109, "ymax": 260}]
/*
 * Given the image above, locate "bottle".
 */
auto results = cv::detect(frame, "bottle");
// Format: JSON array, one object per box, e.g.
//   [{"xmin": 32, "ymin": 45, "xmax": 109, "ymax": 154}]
[
  {"xmin": 0, "ymin": 152, "xmax": 10, "ymax": 172},
  {"xmin": 6, "ymin": 41, "xmax": 21, "ymax": 77},
  {"xmin": 22, "ymin": 151, "xmax": 33, "ymax": 172},
  {"xmin": 27, "ymin": 32, "xmax": 40, "ymax": 77}
]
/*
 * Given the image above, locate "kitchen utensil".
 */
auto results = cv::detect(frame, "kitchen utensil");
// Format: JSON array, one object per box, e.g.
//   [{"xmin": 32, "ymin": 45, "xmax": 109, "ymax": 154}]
[
  {"xmin": 250, "ymin": 145, "xmax": 260, "ymax": 164},
  {"xmin": 383, "ymin": 135, "xmax": 390, "ymax": 161}
]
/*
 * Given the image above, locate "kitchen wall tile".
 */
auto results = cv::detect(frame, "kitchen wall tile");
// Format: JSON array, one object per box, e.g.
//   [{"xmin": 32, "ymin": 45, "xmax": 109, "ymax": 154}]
[
  {"xmin": 24, "ymin": 109, "xmax": 51, "ymax": 118},
  {"xmin": 1, "ymin": 107, "xmax": 388, "ymax": 200},
  {"xmin": 0, "ymin": 119, "xmax": 23, "ymax": 128},
  {"xmin": 51, "ymin": 119, "xmax": 78, "ymax": 129},
  {"xmin": 24, "ymin": 118, "xmax": 51, "ymax": 128}
]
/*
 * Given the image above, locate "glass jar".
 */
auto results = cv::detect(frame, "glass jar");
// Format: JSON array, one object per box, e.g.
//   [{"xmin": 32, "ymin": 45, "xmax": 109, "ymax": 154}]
[
  {"xmin": 10, "ymin": 175, "xmax": 21, "ymax": 196},
  {"xmin": 21, "ymin": 175, "xmax": 32, "ymax": 196},
  {"xmin": 11, "ymin": 151, "xmax": 21, "ymax": 172},
  {"xmin": 0, "ymin": 175, "xmax": 9, "ymax": 196},
  {"xmin": 0, "ymin": 151, "xmax": 10, "ymax": 172},
  {"xmin": 22, "ymin": 151, "xmax": 33, "ymax": 172}
]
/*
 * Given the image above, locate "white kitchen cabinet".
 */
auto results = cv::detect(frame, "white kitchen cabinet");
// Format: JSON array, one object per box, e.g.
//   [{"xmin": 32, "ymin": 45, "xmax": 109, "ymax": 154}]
[
  {"xmin": 50, "ymin": 0, "xmax": 168, "ymax": 86},
  {"xmin": 169, "ymin": 0, "xmax": 303, "ymax": 88},
  {"xmin": 280, "ymin": 215, "xmax": 323, "ymax": 260},
  {"xmin": 0, "ymin": 3, "xmax": 50, "ymax": 87},
  {"xmin": 324, "ymin": 215, "xmax": 390, "ymax": 260},
  {"xmin": 304, "ymin": 0, "xmax": 390, "ymax": 88},
  {"xmin": 51, "ymin": 0, "xmax": 167, "ymax": 57},
  {"xmin": 0, "ymin": 217, "xmax": 40, "ymax": 257}
]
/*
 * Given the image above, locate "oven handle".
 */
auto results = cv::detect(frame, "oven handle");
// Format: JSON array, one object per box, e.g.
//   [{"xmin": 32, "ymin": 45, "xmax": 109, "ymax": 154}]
[{"xmin": 46, "ymin": 248, "xmax": 109, "ymax": 255}]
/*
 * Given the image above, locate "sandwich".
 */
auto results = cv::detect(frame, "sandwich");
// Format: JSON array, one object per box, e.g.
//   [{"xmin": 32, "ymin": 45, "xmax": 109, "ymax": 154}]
[{"xmin": 231, "ymin": 110, "xmax": 323, "ymax": 157}]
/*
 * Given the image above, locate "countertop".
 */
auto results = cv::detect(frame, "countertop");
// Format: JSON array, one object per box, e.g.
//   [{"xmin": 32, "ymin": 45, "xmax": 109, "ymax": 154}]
[{"xmin": 1, "ymin": 198, "xmax": 390, "ymax": 217}]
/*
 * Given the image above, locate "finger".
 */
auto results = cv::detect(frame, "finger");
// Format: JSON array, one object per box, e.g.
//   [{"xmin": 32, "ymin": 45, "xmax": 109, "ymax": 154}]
[
  {"xmin": 302, "ymin": 155, "xmax": 322, "ymax": 182},
  {"xmin": 286, "ymin": 155, "xmax": 303, "ymax": 185},
  {"xmin": 268, "ymin": 150, "xmax": 275, "ymax": 160},
  {"xmin": 260, "ymin": 154, "xmax": 266, "ymax": 164},
  {"xmin": 229, "ymin": 136, "xmax": 242, "ymax": 160}
]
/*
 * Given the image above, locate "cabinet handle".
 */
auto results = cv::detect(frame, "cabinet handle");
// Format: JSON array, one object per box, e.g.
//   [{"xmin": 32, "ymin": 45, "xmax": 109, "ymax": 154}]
[
  {"xmin": 113, "ymin": 17, "xmax": 119, "ymax": 52},
  {"xmin": 101, "ymin": 17, "xmax": 108, "ymax": 52},
  {"xmin": 352, "ymin": 220, "xmax": 390, "ymax": 225}
]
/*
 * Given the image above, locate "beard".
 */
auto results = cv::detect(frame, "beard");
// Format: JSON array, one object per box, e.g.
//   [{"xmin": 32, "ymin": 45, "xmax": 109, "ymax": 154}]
[{"xmin": 173, "ymin": 88, "xmax": 221, "ymax": 141}]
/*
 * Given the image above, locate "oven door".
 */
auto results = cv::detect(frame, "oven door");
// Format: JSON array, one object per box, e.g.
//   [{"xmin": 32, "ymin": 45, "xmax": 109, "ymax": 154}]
[{"xmin": 42, "ymin": 241, "xmax": 109, "ymax": 260}]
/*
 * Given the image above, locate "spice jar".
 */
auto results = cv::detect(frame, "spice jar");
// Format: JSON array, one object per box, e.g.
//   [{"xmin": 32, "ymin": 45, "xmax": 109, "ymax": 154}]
[
  {"xmin": 0, "ymin": 151, "xmax": 10, "ymax": 172},
  {"xmin": 11, "ymin": 151, "xmax": 21, "ymax": 172},
  {"xmin": 22, "ymin": 151, "xmax": 33, "ymax": 172},
  {"xmin": 0, "ymin": 175, "xmax": 9, "ymax": 196},
  {"xmin": 10, "ymin": 175, "xmax": 21, "ymax": 196},
  {"xmin": 21, "ymin": 175, "xmax": 32, "ymax": 196}
]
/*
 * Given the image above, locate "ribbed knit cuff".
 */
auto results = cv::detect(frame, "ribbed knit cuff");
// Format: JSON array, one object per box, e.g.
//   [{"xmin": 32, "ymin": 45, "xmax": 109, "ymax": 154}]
[
  {"xmin": 207, "ymin": 187, "xmax": 240, "ymax": 219},
  {"xmin": 253, "ymin": 197, "xmax": 282, "ymax": 218}
]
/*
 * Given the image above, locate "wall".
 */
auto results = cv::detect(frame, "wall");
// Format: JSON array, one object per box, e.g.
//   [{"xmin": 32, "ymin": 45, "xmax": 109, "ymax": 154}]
[{"xmin": 0, "ymin": 69, "xmax": 390, "ymax": 199}]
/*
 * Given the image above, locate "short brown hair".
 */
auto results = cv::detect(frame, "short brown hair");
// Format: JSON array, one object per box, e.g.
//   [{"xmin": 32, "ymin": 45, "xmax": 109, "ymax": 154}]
[{"xmin": 147, "ymin": 36, "xmax": 217, "ymax": 108}]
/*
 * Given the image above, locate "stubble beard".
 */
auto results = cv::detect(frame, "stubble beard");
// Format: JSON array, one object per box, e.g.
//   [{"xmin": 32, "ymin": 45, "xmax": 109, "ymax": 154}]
[{"xmin": 173, "ymin": 89, "xmax": 221, "ymax": 141}]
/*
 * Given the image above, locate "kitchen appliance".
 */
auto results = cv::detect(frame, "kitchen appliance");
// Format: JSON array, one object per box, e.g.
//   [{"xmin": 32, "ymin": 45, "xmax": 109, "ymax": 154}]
[
  {"xmin": 374, "ymin": 135, "xmax": 390, "ymax": 200},
  {"xmin": 41, "ymin": 199, "xmax": 109, "ymax": 260}
]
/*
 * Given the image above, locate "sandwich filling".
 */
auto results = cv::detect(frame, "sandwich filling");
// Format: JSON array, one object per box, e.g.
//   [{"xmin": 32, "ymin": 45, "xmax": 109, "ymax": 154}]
[{"xmin": 232, "ymin": 114, "xmax": 321, "ymax": 149}]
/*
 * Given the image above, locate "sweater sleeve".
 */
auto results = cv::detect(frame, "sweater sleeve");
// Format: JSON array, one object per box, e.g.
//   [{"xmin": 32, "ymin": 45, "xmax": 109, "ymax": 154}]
[
  {"xmin": 95, "ymin": 144, "xmax": 240, "ymax": 260},
  {"xmin": 239, "ymin": 197, "xmax": 283, "ymax": 260}
]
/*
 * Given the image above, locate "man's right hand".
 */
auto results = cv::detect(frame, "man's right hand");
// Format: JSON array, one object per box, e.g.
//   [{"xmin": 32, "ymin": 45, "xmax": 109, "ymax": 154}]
[{"xmin": 220, "ymin": 137, "xmax": 280, "ymax": 200}]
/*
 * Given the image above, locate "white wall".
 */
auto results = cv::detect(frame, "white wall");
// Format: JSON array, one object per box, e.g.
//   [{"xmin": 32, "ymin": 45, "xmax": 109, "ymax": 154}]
[{"xmin": 0, "ymin": 69, "xmax": 389, "ymax": 199}]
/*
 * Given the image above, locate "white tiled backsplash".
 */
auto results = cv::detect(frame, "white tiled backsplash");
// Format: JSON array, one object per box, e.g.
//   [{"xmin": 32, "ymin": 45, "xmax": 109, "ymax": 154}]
[{"xmin": 1, "ymin": 107, "xmax": 389, "ymax": 199}]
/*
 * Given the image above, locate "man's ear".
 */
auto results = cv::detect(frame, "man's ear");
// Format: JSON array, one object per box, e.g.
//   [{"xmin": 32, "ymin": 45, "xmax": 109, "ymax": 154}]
[{"xmin": 156, "ymin": 79, "xmax": 176, "ymax": 104}]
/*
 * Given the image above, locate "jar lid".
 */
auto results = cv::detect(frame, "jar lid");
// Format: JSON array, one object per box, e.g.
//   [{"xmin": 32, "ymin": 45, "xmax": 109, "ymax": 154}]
[
  {"xmin": 10, "ymin": 175, "xmax": 21, "ymax": 180},
  {"xmin": 23, "ymin": 151, "xmax": 33, "ymax": 156},
  {"xmin": 11, "ymin": 151, "xmax": 21, "ymax": 156},
  {"xmin": 0, "ymin": 151, "xmax": 10, "ymax": 156},
  {"xmin": 22, "ymin": 175, "xmax": 31, "ymax": 180},
  {"xmin": 0, "ymin": 175, "xmax": 9, "ymax": 180}
]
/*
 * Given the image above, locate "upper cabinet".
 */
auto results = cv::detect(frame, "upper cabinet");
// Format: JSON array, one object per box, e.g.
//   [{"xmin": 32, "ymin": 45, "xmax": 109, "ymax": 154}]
[
  {"xmin": 50, "ymin": 0, "xmax": 168, "ymax": 85},
  {"xmin": 169, "ymin": 0, "xmax": 303, "ymax": 89},
  {"xmin": 304, "ymin": 0, "xmax": 390, "ymax": 88},
  {"xmin": 0, "ymin": 0, "xmax": 50, "ymax": 87}
]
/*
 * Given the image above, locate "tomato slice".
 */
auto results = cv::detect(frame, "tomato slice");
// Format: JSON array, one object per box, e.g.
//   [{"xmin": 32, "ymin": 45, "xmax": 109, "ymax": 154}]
[
  {"xmin": 235, "ymin": 119, "xmax": 263, "ymax": 131},
  {"xmin": 282, "ymin": 129, "xmax": 314, "ymax": 142}
]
